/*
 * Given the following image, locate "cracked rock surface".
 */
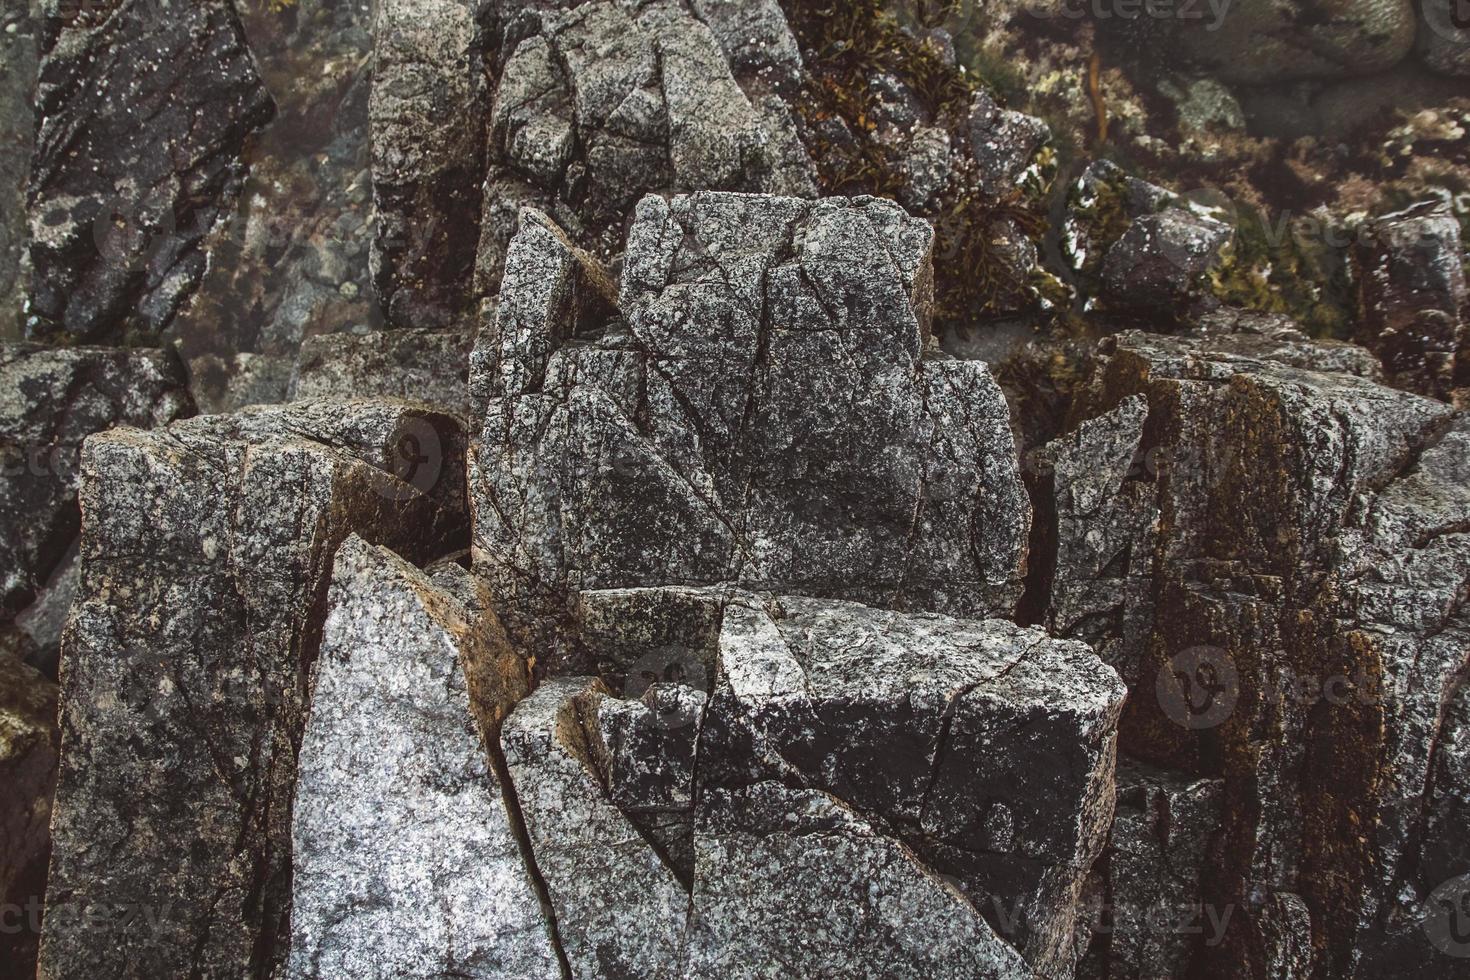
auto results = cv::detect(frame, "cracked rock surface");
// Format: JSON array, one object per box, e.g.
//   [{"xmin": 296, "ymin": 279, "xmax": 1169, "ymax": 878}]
[
  {"xmin": 285, "ymin": 535, "xmax": 555, "ymax": 980},
  {"xmin": 41, "ymin": 400, "xmax": 468, "ymax": 980},
  {"xmin": 471, "ymin": 193, "xmax": 1030, "ymax": 667}
]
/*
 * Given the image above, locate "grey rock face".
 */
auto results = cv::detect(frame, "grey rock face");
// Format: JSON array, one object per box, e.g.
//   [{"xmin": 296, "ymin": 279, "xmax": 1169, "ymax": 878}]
[
  {"xmin": 0, "ymin": 343, "xmax": 191, "ymax": 625},
  {"xmin": 370, "ymin": 0, "xmax": 490, "ymax": 329},
  {"xmin": 686, "ymin": 782, "xmax": 1031, "ymax": 980},
  {"xmin": 0, "ymin": 654, "xmax": 58, "ymax": 977},
  {"xmin": 26, "ymin": 0, "xmax": 274, "ymax": 342},
  {"xmin": 967, "ymin": 90, "xmax": 1051, "ymax": 190},
  {"xmin": 1100, "ymin": 209, "xmax": 1233, "ymax": 313},
  {"xmin": 1353, "ymin": 200, "xmax": 1468, "ymax": 400},
  {"xmin": 501, "ymin": 675, "xmax": 690, "ymax": 980},
  {"xmin": 40, "ymin": 399, "xmax": 468, "ymax": 980},
  {"xmin": 471, "ymin": 194, "xmax": 1030, "ymax": 665},
  {"xmin": 1038, "ymin": 326, "xmax": 1469, "ymax": 977},
  {"xmin": 702, "ymin": 592, "xmax": 1126, "ymax": 976},
  {"xmin": 474, "ymin": 0, "xmax": 815, "ymax": 288},
  {"xmin": 291, "ymin": 327, "xmax": 478, "ymax": 417},
  {"xmin": 285, "ymin": 535, "xmax": 555, "ymax": 980}
]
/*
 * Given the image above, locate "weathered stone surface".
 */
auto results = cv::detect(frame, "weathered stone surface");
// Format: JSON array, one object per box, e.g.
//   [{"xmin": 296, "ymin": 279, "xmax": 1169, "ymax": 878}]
[
  {"xmin": 0, "ymin": 655, "xmax": 58, "ymax": 977},
  {"xmin": 701, "ymin": 592, "xmax": 1126, "ymax": 975},
  {"xmin": 40, "ymin": 400, "xmax": 468, "ymax": 980},
  {"xmin": 1417, "ymin": 0, "xmax": 1470, "ymax": 75},
  {"xmin": 473, "ymin": 0, "xmax": 815, "ymax": 288},
  {"xmin": 1353, "ymin": 200, "xmax": 1468, "ymax": 400},
  {"xmin": 1042, "ymin": 326, "xmax": 1469, "ymax": 977},
  {"xmin": 1062, "ymin": 160, "xmax": 1176, "ymax": 286},
  {"xmin": 1093, "ymin": 759, "xmax": 1225, "ymax": 979},
  {"xmin": 471, "ymin": 194, "xmax": 1030, "ymax": 666},
  {"xmin": 967, "ymin": 90, "xmax": 1050, "ymax": 189},
  {"xmin": 370, "ymin": 0, "xmax": 490, "ymax": 327},
  {"xmin": 0, "ymin": 343, "xmax": 191, "ymax": 625},
  {"xmin": 0, "ymin": 0, "xmax": 36, "ymax": 342},
  {"xmin": 291, "ymin": 327, "xmax": 478, "ymax": 417},
  {"xmin": 26, "ymin": 0, "xmax": 274, "ymax": 341},
  {"xmin": 500, "ymin": 675, "xmax": 689, "ymax": 979},
  {"xmin": 285, "ymin": 535, "xmax": 555, "ymax": 980},
  {"xmin": 1100, "ymin": 209, "xmax": 1233, "ymax": 314},
  {"xmin": 685, "ymin": 782, "xmax": 1031, "ymax": 980}
]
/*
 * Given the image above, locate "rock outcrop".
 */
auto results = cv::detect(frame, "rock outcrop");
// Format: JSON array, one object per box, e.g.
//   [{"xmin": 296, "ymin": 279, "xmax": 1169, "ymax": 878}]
[
  {"xmin": 470, "ymin": 193, "xmax": 1030, "ymax": 667},
  {"xmin": 40, "ymin": 400, "xmax": 468, "ymax": 980}
]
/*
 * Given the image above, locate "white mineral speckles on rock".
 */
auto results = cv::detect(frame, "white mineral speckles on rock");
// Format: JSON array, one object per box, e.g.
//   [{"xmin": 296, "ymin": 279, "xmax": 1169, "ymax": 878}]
[{"xmin": 285, "ymin": 536, "xmax": 555, "ymax": 980}]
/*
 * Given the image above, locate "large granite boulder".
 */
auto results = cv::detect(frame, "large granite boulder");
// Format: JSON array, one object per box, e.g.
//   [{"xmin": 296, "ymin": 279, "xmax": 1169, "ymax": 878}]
[
  {"xmin": 285, "ymin": 535, "xmax": 556, "ymax": 980},
  {"xmin": 470, "ymin": 194, "xmax": 1031, "ymax": 667},
  {"xmin": 40, "ymin": 399, "xmax": 468, "ymax": 980},
  {"xmin": 1033, "ymin": 324, "xmax": 1470, "ymax": 977},
  {"xmin": 500, "ymin": 675, "xmax": 690, "ymax": 979},
  {"xmin": 26, "ymin": 0, "xmax": 274, "ymax": 341},
  {"xmin": 0, "ymin": 343, "xmax": 191, "ymax": 627},
  {"xmin": 551, "ymin": 585, "xmax": 1126, "ymax": 977}
]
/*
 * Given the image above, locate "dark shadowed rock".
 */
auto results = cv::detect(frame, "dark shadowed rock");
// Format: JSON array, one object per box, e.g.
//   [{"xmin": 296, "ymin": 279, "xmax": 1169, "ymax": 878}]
[
  {"xmin": 967, "ymin": 90, "xmax": 1050, "ymax": 190},
  {"xmin": 471, "ymin": 194, "xmax": 1030, "ymax": 666},
  {"xmin": 0, "ymin": 343, "xmax": 191, "ymax": 626},
  {"xmin": 0, "ymin": 0, "xmax": 36, "ymax": 342},
  {"xmin": 1094, "ymin": 759, "xmax": 1225, "ymax": 978},
  {"xmin": 40, "ymin": 400, "xmax": 468, "ymax": 980},
  {"xmin": 284, "ymin": 535, "xmax": 555, "ymax": 980},
  {"xmin": 500, "ymin": 675, "xmax": 689, "ymax": 980},
  {"xmin": 0, "ymin": 655, "xmax": 58, "ymax": 977},
  {"xmin": 370, "ymin": 0, "xmax": 491, "ymax": 328},
  {"xmin": 686, "ymin": 782, "xmax": 1031, "ymax": 980},
  {"xmin": 1040, "ymin": 326, "xmax": 1469, "ymax": 977},
  {"xmin": 1353, "ymin": 200, "xmax": 1467, "ymax": 400},
  {"xmin": 1100, "ymin": 209, "xmax": 1233, "ymax": 314},
  {"xmin": 26, "ymin": 0, "xmax": 274, "ymax": 342}
]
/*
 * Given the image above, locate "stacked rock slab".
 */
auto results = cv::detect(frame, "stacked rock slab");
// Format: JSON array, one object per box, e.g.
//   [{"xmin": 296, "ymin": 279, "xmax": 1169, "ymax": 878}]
[
  {"xmin": 40, "ymin": 400, "xmax": 468, "ymax": 980},
  {"xmin": 26, "ymin": 0, "xmax": 274, "ymax": 341},
  {"xmin": 285, "ymin": 536, "xmax": 557, "ymax": 980},
  {"xmin": 0, "ymin": 345, "xmax": 191, "ymax": 624},
  {"xmin": 1033, "ymin": 325, "xmax": 1470, "ymax": 977},
  {"xmin": 506, "ymin": 586, "xmax": 1113, "ymax": 976},
  {"xmin": 470, "ymin": 193, "xmax": 1030, "ymax": 669},
  {"xmin": 474, "ymin": 0, "xmax": 814, "ymax": 289}
]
